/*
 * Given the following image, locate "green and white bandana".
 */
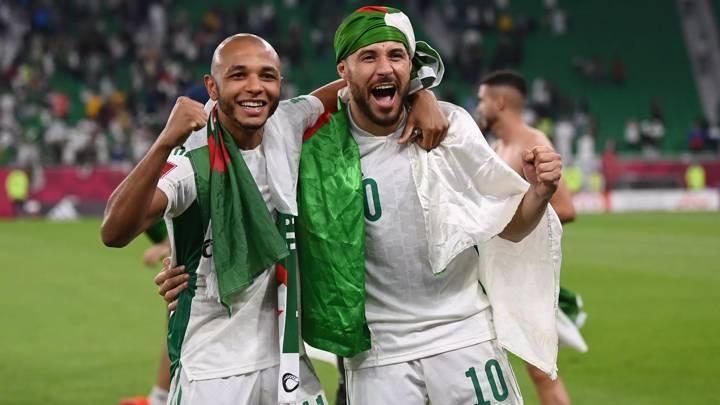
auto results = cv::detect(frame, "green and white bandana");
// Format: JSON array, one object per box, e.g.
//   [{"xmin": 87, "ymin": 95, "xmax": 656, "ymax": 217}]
[{"xmin": 334, "ymin": 6, "xmax": 444, "ymax": 93}]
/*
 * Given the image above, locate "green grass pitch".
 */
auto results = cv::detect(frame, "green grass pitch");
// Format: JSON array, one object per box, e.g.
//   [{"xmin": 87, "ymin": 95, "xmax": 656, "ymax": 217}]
[{"xmin": 1, "ymin": 212, "xmax": 718, "ymax": 404}]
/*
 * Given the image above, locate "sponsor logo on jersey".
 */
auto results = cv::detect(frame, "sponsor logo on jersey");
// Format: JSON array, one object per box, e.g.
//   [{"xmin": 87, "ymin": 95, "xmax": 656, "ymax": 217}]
[
  {"xmin": 202, "ymin": 239, "xmax": 213, "ymax": 258},
  {"xmin": 282, "ymin": 373, "xmax": 299, "ymax": 392},
  {"xmin": 161, "ymin": 162, "xmax": 176, "ymax": 178}
]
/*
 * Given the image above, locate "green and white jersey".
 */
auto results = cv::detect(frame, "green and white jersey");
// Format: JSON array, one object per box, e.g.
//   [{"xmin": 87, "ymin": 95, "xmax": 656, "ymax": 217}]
[
  {"xmin": 157, "ymin": 96, "xmax": 323, "ymax": 381},
  {"xmin": 345, "ymin": 108, "xmax": 494, "ymax": 370}
]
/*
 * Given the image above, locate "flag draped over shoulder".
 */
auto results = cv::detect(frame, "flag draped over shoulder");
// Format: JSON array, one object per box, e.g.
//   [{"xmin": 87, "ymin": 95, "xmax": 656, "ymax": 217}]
[
  {"xmin": 297, "ymin": 5, "xmax": 445, "ymax": 357},
  {"xmin": 190, "ymin": 106, "xmax": 289, "ymax": 312},
  {"xmin": 297, "ymin": 102, "xmax": 369, "ymax": 357}
]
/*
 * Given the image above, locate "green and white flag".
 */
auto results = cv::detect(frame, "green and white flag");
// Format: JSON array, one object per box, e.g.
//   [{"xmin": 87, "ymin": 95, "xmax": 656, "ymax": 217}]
[{"xmin": 201, "ymin": 106, "xmax": 289, "ymax": 312}]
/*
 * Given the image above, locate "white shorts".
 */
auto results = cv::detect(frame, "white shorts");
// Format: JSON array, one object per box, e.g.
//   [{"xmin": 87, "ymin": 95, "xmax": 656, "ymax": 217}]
[
  {"xmin": 167, "ymin": 356, "xmax": 327, "ymax": 405},
  {"xmin": 345, "ymin": 340, "xmax": 523, "ymax": 405}
]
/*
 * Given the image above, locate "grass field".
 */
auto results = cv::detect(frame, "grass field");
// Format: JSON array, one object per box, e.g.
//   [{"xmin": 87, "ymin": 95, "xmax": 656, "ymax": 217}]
[{"xmin": 1, "ymin": 212, "xmax": 718, "ymax": 404}]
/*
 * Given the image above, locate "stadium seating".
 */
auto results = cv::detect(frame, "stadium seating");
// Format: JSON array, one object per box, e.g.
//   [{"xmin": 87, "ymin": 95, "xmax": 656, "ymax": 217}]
[
  {"xmin": 0, "ymin": 0, "xmax": 714, "ymax": 170},
  {"xmin": 434, "ymin": 0, "xmax": 703, "ymax": 153}
]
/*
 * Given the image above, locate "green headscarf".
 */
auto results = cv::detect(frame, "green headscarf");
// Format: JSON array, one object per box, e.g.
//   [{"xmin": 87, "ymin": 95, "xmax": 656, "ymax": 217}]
[{"xmin": 334, "ymin": 6, "xmax": 444, "ymax": 93}]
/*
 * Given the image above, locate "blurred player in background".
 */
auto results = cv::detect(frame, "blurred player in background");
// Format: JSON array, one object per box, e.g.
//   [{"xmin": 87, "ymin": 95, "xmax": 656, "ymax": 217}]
[{"xmin": 476, "ymin": 69, "xmax": 588, "ymax": 405}]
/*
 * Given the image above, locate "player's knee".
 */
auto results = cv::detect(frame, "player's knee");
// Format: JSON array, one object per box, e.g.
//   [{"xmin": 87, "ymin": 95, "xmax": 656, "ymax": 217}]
[{"xmin": 525, "ymin": 362, "xmax": 549, "ymax": 383}]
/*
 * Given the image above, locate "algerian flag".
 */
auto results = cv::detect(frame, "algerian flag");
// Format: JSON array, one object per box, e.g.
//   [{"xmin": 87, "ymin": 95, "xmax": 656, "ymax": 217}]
[{"xmin": 203, "ymin": 106, "xmax": 289, "ymax": 311}]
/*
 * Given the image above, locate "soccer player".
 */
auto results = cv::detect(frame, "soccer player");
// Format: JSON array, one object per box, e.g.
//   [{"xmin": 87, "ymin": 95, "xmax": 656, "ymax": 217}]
[
  {"xmin": 476, "ymin": 69, "xmax": 587, "ymax": 405},
  {"xmin": 103, "ymin": 32, "xmax": 447, "ymax": 405},
  {"xmin": 101, "ymin": 34, "xmax": 330, "ymax": 405},
  {"xmin": 158, "ymin": 7, "xmax": 564, "ymax": 405}
]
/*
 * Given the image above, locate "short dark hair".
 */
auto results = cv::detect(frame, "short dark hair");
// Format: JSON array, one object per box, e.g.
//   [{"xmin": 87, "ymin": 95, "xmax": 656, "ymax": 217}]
[{"xmin": 481, "ymin": 70, "xmax": 527, "ymax": 98}]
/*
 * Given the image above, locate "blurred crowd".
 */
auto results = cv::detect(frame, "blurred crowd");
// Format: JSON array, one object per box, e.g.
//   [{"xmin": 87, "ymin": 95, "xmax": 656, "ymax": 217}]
[
  {"xmin": 0, "ymin": 0, "xmax": 350, "ymax": 170},
  {"xmin": 0, "ymin": 0, "xmax": 718, "ymax": 175},
  {"xmin": 439, "ymin": 0, "xmax": 568, "ymax": 84}
]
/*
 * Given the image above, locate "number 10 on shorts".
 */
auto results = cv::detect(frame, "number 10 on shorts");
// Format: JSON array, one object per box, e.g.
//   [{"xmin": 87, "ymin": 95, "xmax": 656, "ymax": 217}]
[{"xmin": 465, "ymin": 359, "xmax": 509, "ymax": 404}]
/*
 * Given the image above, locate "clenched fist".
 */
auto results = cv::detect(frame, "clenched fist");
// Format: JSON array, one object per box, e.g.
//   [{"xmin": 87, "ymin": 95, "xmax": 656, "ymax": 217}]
[
  {"xmin": 158, "ymin": 96, "xmax": 209, "ymax": 148},
  {"xmin": 522, "ymin": 145, "xmax": 562, "ymax": 201}
]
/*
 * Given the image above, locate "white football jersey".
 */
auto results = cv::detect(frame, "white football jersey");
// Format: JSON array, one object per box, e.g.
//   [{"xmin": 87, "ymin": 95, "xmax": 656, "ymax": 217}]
[
  {"xmin": 157, "ymin": 96, "xmax": 323, "ymax": 380},
  {"xmin": 345, "ymin": 108, "xmax": 494, "ymax": 370}
]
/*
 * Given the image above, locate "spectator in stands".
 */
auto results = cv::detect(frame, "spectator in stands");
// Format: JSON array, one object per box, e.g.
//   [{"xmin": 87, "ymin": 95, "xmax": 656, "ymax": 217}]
[
  {"xmin": 650, "ymin": 100, "xmax": 665, "ymax": 122},
  {"xmin": 688, "ymin": 119, "xmax": 710, "ymax": 152},
  {"xmin": 548, "ymin": 6, "xmax": 568, "ymax": 35},
  {"xmin": 554, "ymin": 117, "xmax": 576, "ymax": 165},
  {"xmin": 573, "ymin": 56, "xmax": 606, "ymax": 82},
  {"xmin": 531, "ymin": 77, "xmax": 552, "ymax": 116},
  {"xmin": 576, "ymin": 119, "xmax": 599, "ymax": 190},
  {"xmin": 611, "ymin": 57, "xmax": 626, "ymax": 85},
  {"xmin": 456, "ymin": 29, "xmax": 485, "ymax": 82},
  {"xmin": 708, "ymin": 123, "xmax": 720, "ymax": 153},
  {"xmin": 624, "ymin": 118, "xmax": 641, "ymax": 152},
  {"xmin": 640, "ymin": 116, "xmax": 665, "ymax": 157}
]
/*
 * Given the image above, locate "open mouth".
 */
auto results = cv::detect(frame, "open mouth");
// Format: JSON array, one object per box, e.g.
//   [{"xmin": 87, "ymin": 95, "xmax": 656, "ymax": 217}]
[
  {"xmin": 370, "ymin": 83, "xmax": 397, "ymax": 109},
  {"xmin": 238, "ymin": 100, "xmax": 268, "ymax": 115}
]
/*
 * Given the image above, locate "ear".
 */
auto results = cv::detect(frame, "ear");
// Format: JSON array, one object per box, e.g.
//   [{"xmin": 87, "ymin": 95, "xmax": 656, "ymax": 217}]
[
  {"xmin": 337, "ymin": 61, "xmax": 349, "ymax": 81},
  {"xmin": 204, "ymin": 74, "xmax": 219, "ymax": 101},
  {"xmin": 497, "ymin": 94, "xmax": 506, "ymax": 112}
]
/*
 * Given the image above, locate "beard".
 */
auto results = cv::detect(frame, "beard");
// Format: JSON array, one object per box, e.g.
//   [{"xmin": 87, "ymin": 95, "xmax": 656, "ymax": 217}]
[
  {"xmin": 480, "ymin": 114, "xmax": 497, "ymax": 134},
  {"xmin": 217, "ymin": 91, "xmax": 280, "ymax": 132},
  {"xmin": 347, "ymin": 72, "xmax": 410, "ymax": 128}
]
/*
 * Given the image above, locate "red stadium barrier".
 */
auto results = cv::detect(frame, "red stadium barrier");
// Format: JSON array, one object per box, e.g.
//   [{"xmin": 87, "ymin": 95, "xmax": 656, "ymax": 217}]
[
  {"xmin": 0, "ymin": 167, "xmax": 127, "ymax": 218},
  {"xmin": 603, "ymin": 159, "xmax": 720, "ymax": 189},
  {"xmin": 0, "ymin": 171, "xmax": 13, "ymax": 217}
]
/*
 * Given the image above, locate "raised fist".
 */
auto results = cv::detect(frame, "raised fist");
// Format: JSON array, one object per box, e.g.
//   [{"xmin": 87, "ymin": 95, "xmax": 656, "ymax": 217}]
[
  {"xmin": 522, "ymin": 145, "xmax": 562, "ymax": 201},
  {"xmin": 158, "ymin": 96, "xmax": 209, "ymax": 148}
]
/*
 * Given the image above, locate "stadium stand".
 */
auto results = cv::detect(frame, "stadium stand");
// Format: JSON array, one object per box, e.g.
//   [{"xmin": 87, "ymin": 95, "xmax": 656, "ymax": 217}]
[
  {"xmin": 428, "ymin": 0, "xmax": 706, "ymax": 154},
  {"xmin": 0, "ymin": 0, "xmax": 718, "ymax": 218}
]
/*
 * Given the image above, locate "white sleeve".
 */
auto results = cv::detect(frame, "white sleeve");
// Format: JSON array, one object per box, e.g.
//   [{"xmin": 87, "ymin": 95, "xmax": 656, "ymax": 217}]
[
  {"xmin": 274, "ymin": 95, "xmax": 325, "ymax": 132},
  {"xmin": 156, "ymin": 151, "xmax": 197, "ymax": 218}
]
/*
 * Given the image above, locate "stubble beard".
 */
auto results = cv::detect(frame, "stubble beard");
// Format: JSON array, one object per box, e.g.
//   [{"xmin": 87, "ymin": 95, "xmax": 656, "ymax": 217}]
[
  {"xmin": 481, "ymin": 114, "xmax": 497, "ymax": 134},
  {"xmin": 216, "ymin": 91, "xmax": 280, "ymax": 133},
  {"xmin": 348, "ymin": 72, "xmax": 410, "ymax": 128}
]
